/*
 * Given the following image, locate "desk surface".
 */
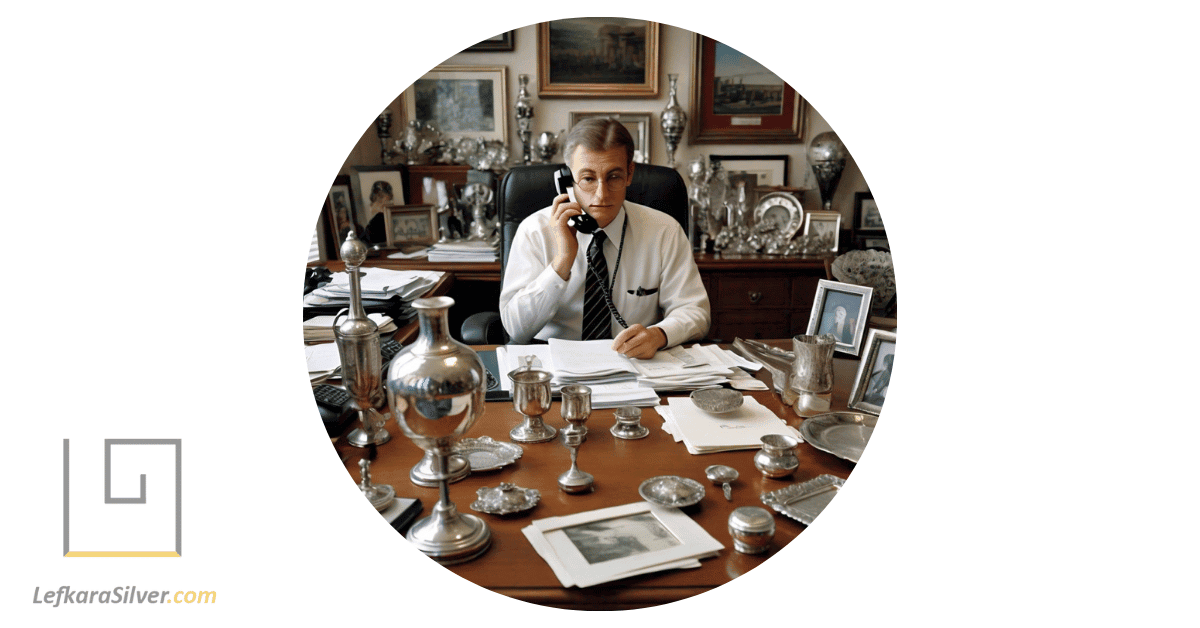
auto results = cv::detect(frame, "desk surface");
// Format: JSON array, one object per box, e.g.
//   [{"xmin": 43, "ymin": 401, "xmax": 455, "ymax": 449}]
[{"xmin": 334, "ymin": 351, "xmax": 863, "ymax": 610}]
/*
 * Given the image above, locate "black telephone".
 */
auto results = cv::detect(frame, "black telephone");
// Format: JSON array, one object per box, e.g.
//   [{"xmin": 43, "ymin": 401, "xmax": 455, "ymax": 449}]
[{"xmin": 555, "ymin": 166, "xmax": 599, "ymax": 234}]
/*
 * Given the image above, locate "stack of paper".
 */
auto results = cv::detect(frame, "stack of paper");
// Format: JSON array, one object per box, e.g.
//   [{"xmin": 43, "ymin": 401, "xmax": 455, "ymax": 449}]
[
  {"xmin": 302, "ymin": 313, "xmax": 396, "ymax": 343},
  {"xmin": 655, "ymin": 395, "xmax": 801, "ymax": 454},
  {"xmin": 303, "ymin": 268, "xmax": 443, "ymax": 323},
  {"xmin": 495, "ymin": 344, "xmax": 659, "ymax": 408},
  {"xmin": 305, "ymin": 342, "xmax": 341, "ymax": 382},
  {"xmin": 426, "ymin": 240, "xmax": 498, "ymax": 262}
]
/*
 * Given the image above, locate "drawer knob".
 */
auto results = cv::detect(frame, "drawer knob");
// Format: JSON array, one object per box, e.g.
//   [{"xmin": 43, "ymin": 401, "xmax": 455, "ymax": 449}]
[{"xmin": 748, "ymin": 291, "xmax": 763, "ymax": 304}]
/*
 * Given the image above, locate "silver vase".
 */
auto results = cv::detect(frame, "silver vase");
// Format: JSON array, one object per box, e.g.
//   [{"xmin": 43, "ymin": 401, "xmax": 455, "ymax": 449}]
[
  {"xmin": 807, "ymin": 131, "xmax": 847, "ymax": 211},
  {"xmin": 385, "ymin": 296, "xmax": 491, "ymax": 564},
  {"xmin": 660, "ymin": 73, "xmax": 687, "ymax": 168}
]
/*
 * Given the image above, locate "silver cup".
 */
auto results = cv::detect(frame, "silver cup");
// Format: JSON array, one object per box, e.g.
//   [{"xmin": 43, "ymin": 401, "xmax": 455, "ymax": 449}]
[
  {"xmin": 560, "ymin": 384, "xmax": 592, "ymax": 442},
  {"xmin": 509, "ymin": 369, "xmax": 557, "ymax": 443},
  {"xmin": 791, "ymin": 334, "xmax": 836, "ymax": 394}
]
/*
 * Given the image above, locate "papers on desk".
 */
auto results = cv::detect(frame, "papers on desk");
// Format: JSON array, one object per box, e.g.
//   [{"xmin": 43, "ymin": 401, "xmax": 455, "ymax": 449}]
[
  {"xmin": 426, "ymin": 240, "xmax": 498, "ymax": 262},
  {"xmin": 521, "ymin": 501, "xmax": 723, "ymax": 588},
  {"xmin": 309, "ymin": 267, "xmax": 443, "ymax": 301},
  {"xmin": 655, "ymin": 395, "xmax": 801, "ymax": 454},
  {"xmin": 495, "ymin": 341, "xmax": 764, "ymax": 407},
  {"xmin": 302, "ymin": 313, "xmax": 395, "ymax": 342},
  {"xmin": 305, "ymin": 342, "xmax": 341, "ymax": 382}
]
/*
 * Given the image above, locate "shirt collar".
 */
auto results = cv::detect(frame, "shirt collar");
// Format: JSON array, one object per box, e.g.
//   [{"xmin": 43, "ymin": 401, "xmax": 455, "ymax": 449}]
[{"xmin": 594, "ymin": 204, "xmax": 627, "ymax": 244}]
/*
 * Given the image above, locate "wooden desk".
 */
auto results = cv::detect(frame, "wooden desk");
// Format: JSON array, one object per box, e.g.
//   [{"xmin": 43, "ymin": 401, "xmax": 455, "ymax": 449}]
[{"xmin": 335, "ymin": 352, "xmax": 862, "ymax": 610}]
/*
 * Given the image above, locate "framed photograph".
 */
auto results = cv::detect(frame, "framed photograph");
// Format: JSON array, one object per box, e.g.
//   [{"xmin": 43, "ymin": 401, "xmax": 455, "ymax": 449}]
[
  {"xmin": 753, "ymin": 191, "xmax": 805, "ymax": 240},
  {"xmin": 690, "ymin": 34, "xmax": 807, "ymax": 143},
  {"xmin": 349, "ymin": 165, "xmax": 407, "ymax": 245},
  {"xmin": 538, "ymin": 19, "xmax": 660, "ymax": 97},
  {"xmin": 524, "ymin": 501, "xmax": 723, "ymax": 588},
  {"xmin": 854, "ymin": 191, "xmax": 884, "ymax": 233},
  {"xmin": 384, "ymin": 204, "xmax": 438, "ymax": 247},
  {"xmin": 806, "ymin": 279, "xmax": 874, "ymax": 356},
  {"xmin": 803, "ymin": 210, "xmax": 843, "ymax": 252},
  {"xmin": 848, "ymin": 328, "xmax": 896, "ymax": 415},
  {"xmin": 325, "ymin": 175, "xmax": 358, "ymax": 249},
  {"xmin": 709, "ymin": 154, "xmax": 789, "ymax": 186},
  {"xmin": 402, "ymin": 65, "xmax": 508, "ymax": 142},
  {"xmin": 856, "ymin": 235, "xmax": 890, "ymax": 251},
  {"xmin": 464, "ymin": 30, "xmax": 514, "ymax": 52},
  {"xmin": 569, "ymin": 112, "xmax": 652, "ymax": 162}
]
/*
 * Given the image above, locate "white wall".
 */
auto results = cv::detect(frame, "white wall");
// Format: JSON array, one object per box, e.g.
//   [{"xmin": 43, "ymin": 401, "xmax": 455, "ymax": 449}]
[{"xmin": 339, "ymin": 23, "xmax": 869, "ymax": 226}]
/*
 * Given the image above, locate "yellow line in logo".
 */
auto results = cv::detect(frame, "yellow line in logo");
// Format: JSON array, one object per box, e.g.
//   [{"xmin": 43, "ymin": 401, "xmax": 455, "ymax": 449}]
[{"xmin": 65, "ymin": 551, "xmax": 181, "ymax": 557}]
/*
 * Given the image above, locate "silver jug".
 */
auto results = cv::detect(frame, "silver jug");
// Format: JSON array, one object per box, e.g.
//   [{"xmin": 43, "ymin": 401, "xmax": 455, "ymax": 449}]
[{"xmin": 753, "ymin": 434, "xmax": 800, "ymax": 479}]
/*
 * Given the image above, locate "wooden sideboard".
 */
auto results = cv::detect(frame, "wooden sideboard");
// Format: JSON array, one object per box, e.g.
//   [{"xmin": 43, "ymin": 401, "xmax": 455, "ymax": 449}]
[{"xmin": 316, "ymin": 252, "xmax": 832, "ymax": 342}]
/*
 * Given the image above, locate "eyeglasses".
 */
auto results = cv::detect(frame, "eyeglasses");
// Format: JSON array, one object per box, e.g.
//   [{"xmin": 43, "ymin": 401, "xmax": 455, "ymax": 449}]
[{"xmin": 574, "ymin": 172, "xmax": 629, "ymax": 193}]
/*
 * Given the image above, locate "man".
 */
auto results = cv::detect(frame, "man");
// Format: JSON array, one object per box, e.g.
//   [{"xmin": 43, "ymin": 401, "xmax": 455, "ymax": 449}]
[{"xmin": 499, "ymin": 118, "xmax": 710, "ymax": 359}]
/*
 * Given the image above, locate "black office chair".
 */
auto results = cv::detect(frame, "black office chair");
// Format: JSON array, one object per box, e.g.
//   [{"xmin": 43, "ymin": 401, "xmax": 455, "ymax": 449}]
[{"xmin": 461, "ymin": 162, "xmax": 690, "ymax": 344}]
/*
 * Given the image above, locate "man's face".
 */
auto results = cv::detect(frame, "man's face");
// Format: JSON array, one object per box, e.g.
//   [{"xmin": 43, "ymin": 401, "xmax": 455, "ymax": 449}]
[{"xmin": 568, "ymin": 145, "xmax": 634, "ymax": 229}]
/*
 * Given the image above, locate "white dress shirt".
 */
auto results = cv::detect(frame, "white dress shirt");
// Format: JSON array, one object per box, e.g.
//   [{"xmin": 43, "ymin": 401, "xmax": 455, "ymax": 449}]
[{"xmin": 500, "ymin": 201, "xmax": 711, "ymax": 346}]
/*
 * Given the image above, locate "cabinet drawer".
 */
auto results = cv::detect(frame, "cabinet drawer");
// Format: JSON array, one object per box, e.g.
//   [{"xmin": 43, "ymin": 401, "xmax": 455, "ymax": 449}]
[
  {"xmin": 714, "ymin": 275, "xmax": 791, "ymax": 309},
  {"xmin": 712, "ymin": 310, "xmax": 792, "ymax": 341}
]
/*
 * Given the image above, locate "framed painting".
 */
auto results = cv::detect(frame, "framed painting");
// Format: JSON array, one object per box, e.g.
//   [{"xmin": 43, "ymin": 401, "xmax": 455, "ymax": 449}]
[
  {"xmin": 805, "ymin": 279, "xmax": 873, "ymax": 356},
  {"xmin": 402, "ymin": 65, "xmax": 508, "ymax": 142},
  {"xmin": 709, "ymin": 154, "xmax": 790, "ymax": 186},
  {"xmin": 464, "ymin": 30, "xmax": 514, "ymax": 52},
  {"xmin": 690, "ymin": 34, "xmax": 807, "ymax": 143},
  {"xmin": 384, "ymin": 204, "xmax": 438, "ymax": 247},
  {"xmin": 569, "ymin": 112, "xmax": 652, "ymax": 162},
  {"xmin": 803, "ymin": 210, "xmax": 843, "ymax": 252},
  {"xmin": 854, "ymin": 191, "xmax": 885, "ymax": 233},
  {"xmin": 538, "ymin": 19, "xmax": 660, "ymax": 97}
]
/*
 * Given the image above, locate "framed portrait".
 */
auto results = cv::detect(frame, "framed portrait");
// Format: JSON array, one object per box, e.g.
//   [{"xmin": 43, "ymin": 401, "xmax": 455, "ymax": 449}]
[
  {"xmin": 524, "ymin": 501, "xmax": 723, "ymax": 588},
  {"xmin": 464, "ymin": 30, "xmax": 514, "ymax": 52},
  {"xmin": 325, "ymin": 175, "xmax": 357, "ymax": 254},
  {"xmin": 848, "ymin": 328, "xmax": 896, "ymax": 415},
  {"xmin": 538, "ymin": 19, "xmax": 660, "ymax": 97},
  {"xmin": 690, "ymin": 34, "xmax": 807, "ymax": 143},
  {"xmin": 806, "ymin": 279, "xmax": 874, "ymax": 356},
  {"xmin": 803, "ymin": 211, "xmax": 843, "ymax": 252},
  {"xmin": 349, "ymin": 166, "xmax": 407, "ymax": 245},
  {"xmin": 709, "ymin": 154, "xmax": 789, "ymax": 186},
  {"xmin": 854, "ymin": 191, "xmax": 884, "ymax": 233},
  {"xmin": 402, "ymin": 65, "xmax": 508, "ymax": 142},
  {"xmin": 569, "ymin": 112, "xmax": 652, "ymax": 162},
  {"xmin": 384, "ymin": 204, "xmax": 438, "ymax": 247}
]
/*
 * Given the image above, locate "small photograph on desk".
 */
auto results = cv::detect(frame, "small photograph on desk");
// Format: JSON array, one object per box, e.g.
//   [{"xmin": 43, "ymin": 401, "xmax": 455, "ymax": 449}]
[{"xmin": 563, "ymin": 513, "xmax": 682, "ymax": 565}]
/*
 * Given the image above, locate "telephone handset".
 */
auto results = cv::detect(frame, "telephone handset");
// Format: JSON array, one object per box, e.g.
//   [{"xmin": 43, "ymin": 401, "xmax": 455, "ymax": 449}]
[{"xmin": 554, "ymin": 166, "xmax": 599, "ymax": 234}]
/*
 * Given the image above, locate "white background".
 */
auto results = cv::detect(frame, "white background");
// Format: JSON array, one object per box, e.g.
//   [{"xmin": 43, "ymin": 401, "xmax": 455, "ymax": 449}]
[{"xmin": 3, "ymin": 1, "xmax": 1197, "ymax": 626}]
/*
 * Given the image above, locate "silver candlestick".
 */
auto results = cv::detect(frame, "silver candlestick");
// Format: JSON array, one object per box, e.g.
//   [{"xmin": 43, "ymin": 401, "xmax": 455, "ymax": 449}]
[
  {"xmin": 335, "ymin": 230, "xmax": 389, "ymax": 447},
  {"xmin": 557, "ymin": 432, "xmax": 594, "ymax": 494}
]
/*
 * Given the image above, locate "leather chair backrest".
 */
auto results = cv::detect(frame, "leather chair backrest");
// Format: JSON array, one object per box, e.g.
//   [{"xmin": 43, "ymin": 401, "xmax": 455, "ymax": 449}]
[{"xmin": 496, "ymin": 163, "xmax": 690, "ymax": 277}]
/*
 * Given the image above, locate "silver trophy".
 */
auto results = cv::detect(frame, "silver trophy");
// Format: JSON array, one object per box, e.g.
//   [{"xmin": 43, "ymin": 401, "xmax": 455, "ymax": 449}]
[
  {"xmin": 335, "ymin": 230, "xmax": 389, "ymax": 447},
  {"xmin": 535, "ymin": 130, "xmax": 564, "ymax": 163},
  {"xmin": 515, "ymin": 74, "xmax": 534, "ymax": 165},
  {"xmin": 660, "ymin": 73, "xmax": 687, "ymax": 168},
  {"xmin": 807, "ymin": 131, "xmax": 847, "ymax": 212}
]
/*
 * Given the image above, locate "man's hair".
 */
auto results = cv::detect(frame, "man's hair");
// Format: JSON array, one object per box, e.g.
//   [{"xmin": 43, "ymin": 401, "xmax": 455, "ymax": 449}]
[{"xmin": 562, "ymin": 117, "xmax": 635, "ymax": 167}]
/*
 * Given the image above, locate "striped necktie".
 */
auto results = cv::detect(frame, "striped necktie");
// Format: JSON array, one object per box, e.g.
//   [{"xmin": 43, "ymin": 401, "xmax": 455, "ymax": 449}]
[{"xmin": 582, "ymin": 230, "xmax": 611, "ymax": 340}]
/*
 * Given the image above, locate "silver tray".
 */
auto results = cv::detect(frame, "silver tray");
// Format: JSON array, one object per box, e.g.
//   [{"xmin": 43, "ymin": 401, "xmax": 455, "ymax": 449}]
[
  {"xmin": 760, "ymin": 474, "xmax": 844, "ymax": 525},
  {"xmin": 452, "ymin": 436, "xmax": 523, "ymax": 472},
  {"xmin": 799, "ymin": 412, "xmax": 876, "ymax": 463},
  {"xmin": 638, "ymin": 475, "xmax": 705, "ymax": 508}
]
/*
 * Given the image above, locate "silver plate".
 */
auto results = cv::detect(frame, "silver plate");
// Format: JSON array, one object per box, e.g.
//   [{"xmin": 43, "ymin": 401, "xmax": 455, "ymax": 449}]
[
  {"xmin": 638, "ymin": 475, "xmax": 705, "ymax": 508},
  {"xmin": 799, "ymin": 412, "xmax": 876, "ymax": 463},
  {"xmin": 760, "ymin": 474, "xmax": 844, "ymax": 525},
  {"xmin": 452, "ymin": 436, "xmax": 523, "ymax": 472}
]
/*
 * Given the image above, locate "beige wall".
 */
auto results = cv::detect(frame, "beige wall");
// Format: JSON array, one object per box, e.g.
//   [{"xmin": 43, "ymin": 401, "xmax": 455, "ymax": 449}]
[{"xmin": 338, "ymin": 23, "xmax": 868, "ymax": 226}]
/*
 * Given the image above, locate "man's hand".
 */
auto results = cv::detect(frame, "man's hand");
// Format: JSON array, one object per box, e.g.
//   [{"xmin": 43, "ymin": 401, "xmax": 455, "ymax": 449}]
[
  {"xmin": 612, "ymin": 324, "xmax": 667, "ymax": 359},
  {"xmin": 549, "ymin": 192, "xmax": 583, "ymax": 280}
]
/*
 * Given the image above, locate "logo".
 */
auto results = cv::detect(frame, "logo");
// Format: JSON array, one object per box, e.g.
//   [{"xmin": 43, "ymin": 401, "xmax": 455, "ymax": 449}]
[{"xmin": 62, "ymin": 439, "xmax": 182, "ymax": 557}]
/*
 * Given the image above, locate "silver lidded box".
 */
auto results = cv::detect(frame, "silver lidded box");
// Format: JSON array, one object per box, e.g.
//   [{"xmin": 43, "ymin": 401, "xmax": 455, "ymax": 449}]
[{"xmin": 727, "ymin": 506, "xmax": 775, "ymax": 555}]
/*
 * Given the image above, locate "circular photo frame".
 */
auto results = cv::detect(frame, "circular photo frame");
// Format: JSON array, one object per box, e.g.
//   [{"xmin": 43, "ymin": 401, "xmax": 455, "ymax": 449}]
[{"xmin": 752, "ymin": 191, "xmax": 804, "ymax": 240}]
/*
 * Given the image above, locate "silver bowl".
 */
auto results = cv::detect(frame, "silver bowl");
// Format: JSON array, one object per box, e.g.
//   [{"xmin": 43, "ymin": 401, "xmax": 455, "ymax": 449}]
[{"xmin": 638, "ymin": 475, "xmax": 705, "ymax": 508}]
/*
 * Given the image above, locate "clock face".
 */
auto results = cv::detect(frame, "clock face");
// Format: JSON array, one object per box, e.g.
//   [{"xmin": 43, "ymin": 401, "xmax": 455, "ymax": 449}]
[{"xmin": 753, "ymin": 192, "xmax": 803, "ymax": 240}]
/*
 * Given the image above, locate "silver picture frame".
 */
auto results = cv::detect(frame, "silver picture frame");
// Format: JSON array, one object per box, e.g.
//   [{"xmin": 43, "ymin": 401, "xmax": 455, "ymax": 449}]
[
  {"xmin": 806, "ymin": 279, "xmax": 874, "ymax": 356},
  {"xmin": 847, "ymin": 328, "xmax": 896, "ymax": 415},
  {"xmin": 803, "ymin": 210, "xmax": 842, "ymax": 252},
  {"xmin": 384, "ymin": 204, "xmax": 438, "ymax": 247}
]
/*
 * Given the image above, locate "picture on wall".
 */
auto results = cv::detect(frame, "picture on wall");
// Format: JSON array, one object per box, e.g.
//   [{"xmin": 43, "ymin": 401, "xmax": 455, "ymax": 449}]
[
  {"xmin": 569, "ymin": 112, "xmax": 652, "ymax": 162},
  {"xmin": 690, "ymin": 34, "xmax": 806, "ymax": 143},
  {"xmin": 403, "ymin": 66, "xmax": 508, "ymax": 142},
  {"xmin": 538, "ymin": 18, "xmax": 660, "ymax": 97}
]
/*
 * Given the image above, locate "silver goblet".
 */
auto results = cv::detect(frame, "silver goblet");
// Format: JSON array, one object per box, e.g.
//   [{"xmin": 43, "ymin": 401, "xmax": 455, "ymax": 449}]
[
  {"xmin": 559, "ymin": 384, "xmax": 592, "ymax": 442},
  {"xmin": 508, "ymin": 369, "xmax": 557, "ymax": 443},
  {"xmin": 557, "ymin": 432, "xmax": 594, "ymax": 494}
]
